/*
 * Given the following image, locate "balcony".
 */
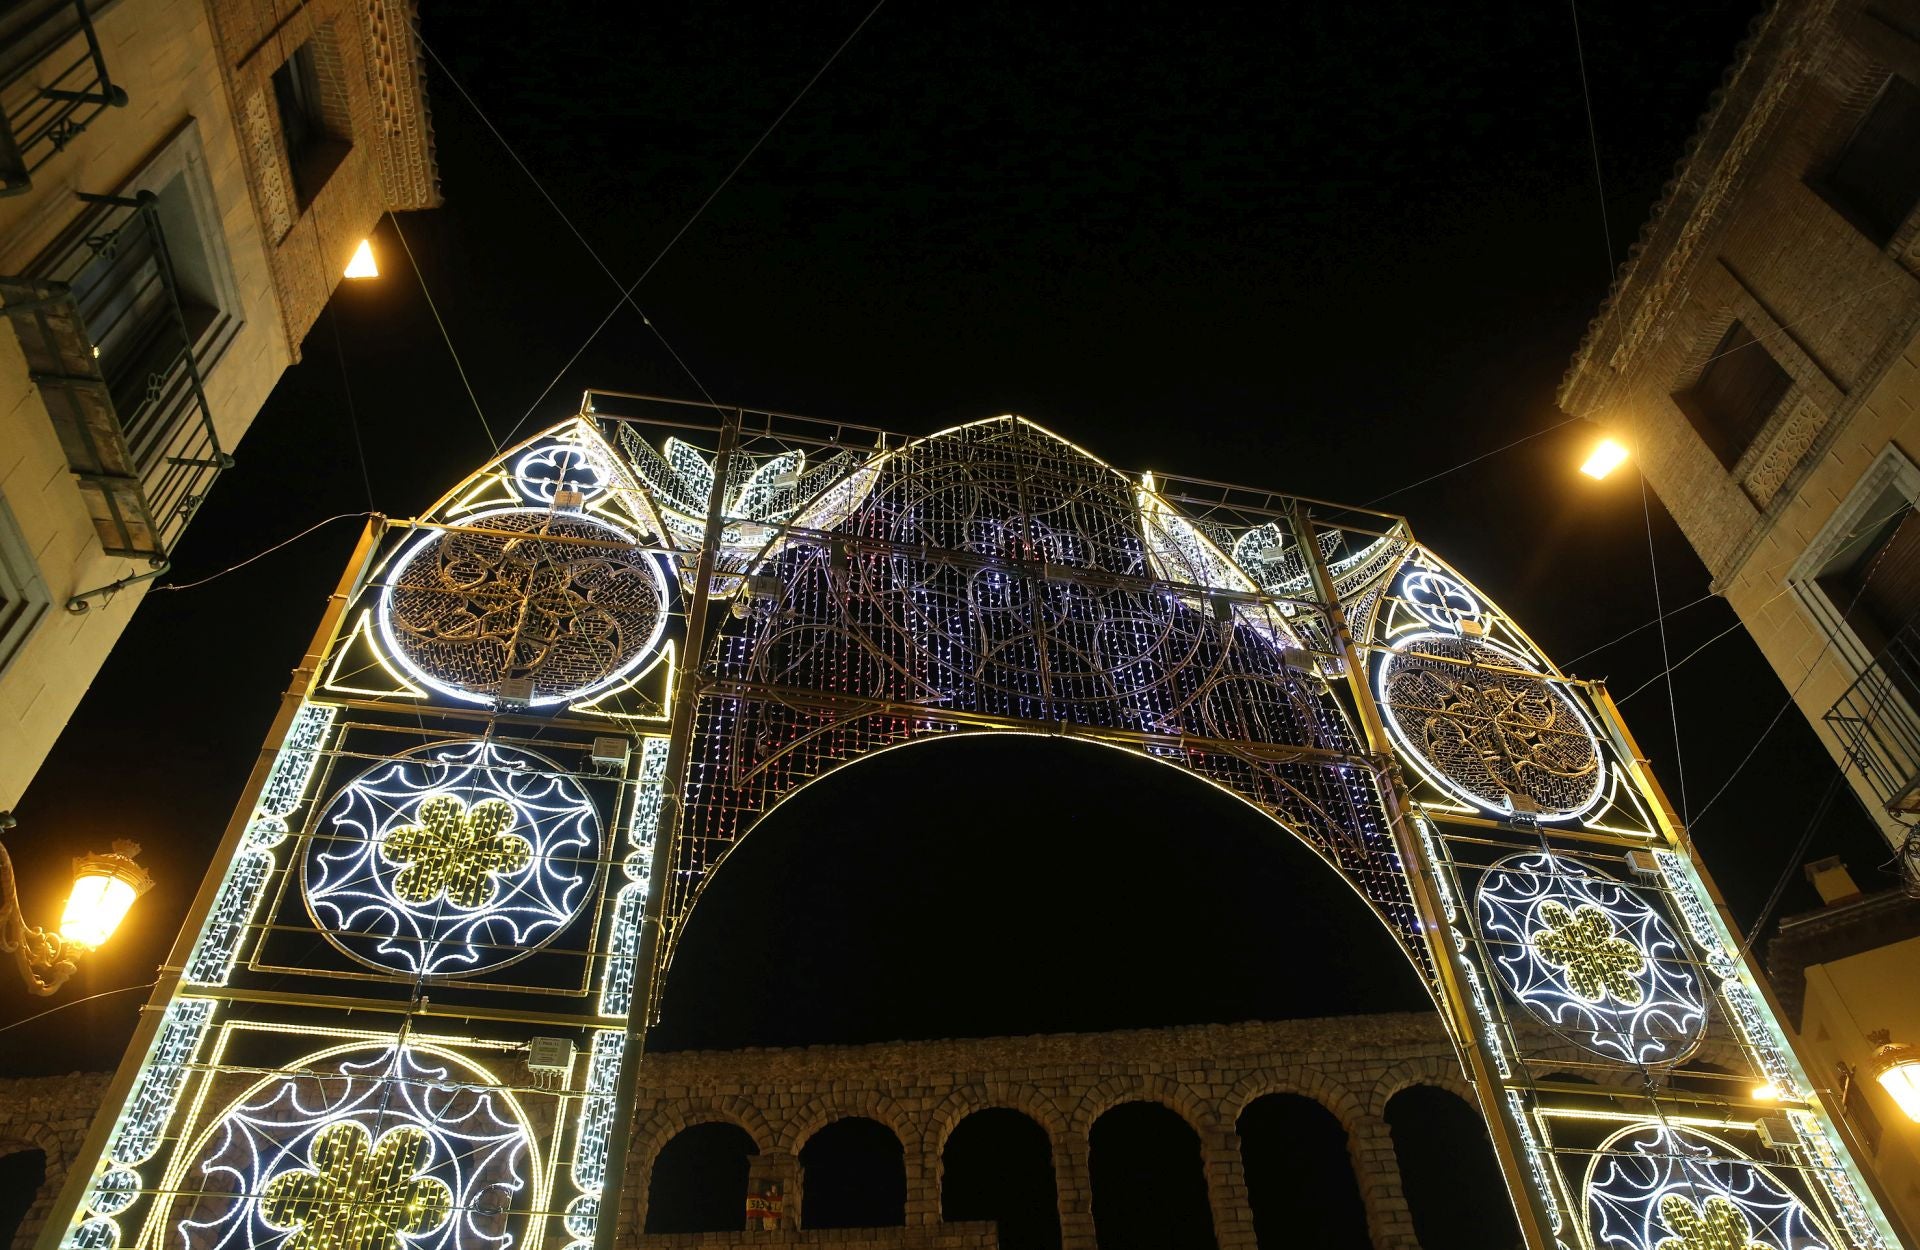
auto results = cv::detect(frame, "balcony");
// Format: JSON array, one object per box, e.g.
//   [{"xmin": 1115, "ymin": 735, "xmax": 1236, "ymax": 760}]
[
  {"xmin": 0, "ymin": 190, "xmax": 228, "ymax": 562},
  {"xmin": 0, "ymin": 0, "xmax": 128, "ymax": 197},
  {"xmin": 1825, "ymin": 623, "xmax": 1920, "ymax": 815}
]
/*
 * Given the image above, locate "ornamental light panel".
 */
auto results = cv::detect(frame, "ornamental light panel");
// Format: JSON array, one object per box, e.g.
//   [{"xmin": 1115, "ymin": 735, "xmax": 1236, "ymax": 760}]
[{"xmin": 41, "ymin": 402, "xmax": 1902, "ymax": 1250}]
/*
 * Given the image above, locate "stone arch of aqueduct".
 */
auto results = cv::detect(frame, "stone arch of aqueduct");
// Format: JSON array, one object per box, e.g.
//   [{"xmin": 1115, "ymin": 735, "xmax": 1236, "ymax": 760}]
[{"xmin": 0, "ymin": 1012, "xmax": 1742, "ymax": 1250}]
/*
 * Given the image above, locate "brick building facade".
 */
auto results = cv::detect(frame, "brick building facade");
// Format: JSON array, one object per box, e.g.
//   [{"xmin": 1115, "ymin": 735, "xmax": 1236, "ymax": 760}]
[
  {"xmin": 1557, "ymin": 0, "xmax": 1920, "ymax": 852},
  {"xmin": 1559, "ymin": 0, "xmax": 1920, "ymax": 1224},
  {"xmin": 0, "ymin": 0, "xmax": 437, "ymax": 809}
]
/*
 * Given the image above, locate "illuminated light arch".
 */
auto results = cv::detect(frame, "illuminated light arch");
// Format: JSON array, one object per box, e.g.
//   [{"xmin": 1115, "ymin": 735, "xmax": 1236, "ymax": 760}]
[
  {"xmin": 47, "ymin": 408, "xmax": 1906, "ymax": 1250},
  {"xmin": 165, "ymin": 1041, "xmax": 537, "ymax": 1250},
  {"xmin": 660, "ymin": 415, "xmax": 1428, "ymax": 993},
  {"xmin": 303, "ymin": 739, "xmax": 602, "ymax": 978},
  {"xmin": 1583, "ymin": 1123, "xmax": 1835, "ymax": 1250},
  {"xmin": 1473, "ymin": 852, "xmax": 1705, "ymax": 1065}
]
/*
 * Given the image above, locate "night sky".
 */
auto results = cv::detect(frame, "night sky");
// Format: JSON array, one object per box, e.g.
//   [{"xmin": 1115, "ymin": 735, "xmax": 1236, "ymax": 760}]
[{"xmin": 0, "ymin": 0, "xmax": 1892, "ymax": 1142}]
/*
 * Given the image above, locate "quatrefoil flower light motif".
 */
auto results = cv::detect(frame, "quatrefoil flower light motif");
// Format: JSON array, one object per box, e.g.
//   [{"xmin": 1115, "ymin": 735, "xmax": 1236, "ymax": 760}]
[
  {"xmin": 513, "ymin": 443, "xmax": 608, "ymax": 505},
  {"xmin": 382, "ymin": 794, "xmax": 532, "ymax": 909},
  {"xmin": 1530, "ymin": 900, "xmax": 1645, "ymax": 1006},
  {"xmin": 259, "ymin": 1121, "xmax": 452, "ymax": 1250},
  {"xmin": 1654, "ymin": 1193, "xmax": 1768, "ymax": 1250}
]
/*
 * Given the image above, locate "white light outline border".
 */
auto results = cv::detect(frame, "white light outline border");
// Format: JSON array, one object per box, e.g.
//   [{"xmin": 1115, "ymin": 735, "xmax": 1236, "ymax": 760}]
[
  {"xmin": 186, "ymin": 704, "xmax": 338, "ymax": 987},
  {"xmin": 1652, "ymin": 851, "xmax": 1895, "ymax": 1249},
  {"xmin": 597, "ymin": 737, "xmax": 669, "ymax": 1018},
  {"xmin": 375, "ymin": 507, "xmax": 671, "ymax": 710},
  {"xmin": 63, "ymin": 997, "xmax": 218, "ymax": 1250}
]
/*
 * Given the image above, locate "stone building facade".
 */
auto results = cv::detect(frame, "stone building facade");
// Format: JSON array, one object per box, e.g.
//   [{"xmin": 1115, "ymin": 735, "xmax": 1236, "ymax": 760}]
[
  {"xmin": 0, "ymin": 1014, "xmax": 1744, "ymax": 1250},
  {"xmin": 1558, "ymin": 0, "xmax": 1920, "ymax": 1224},
  {"xmin": 0, "ymin": 0, "xmax": 437, "ymax": 808},
  {"xmin": 1557, "ymin": 0, "xmax": 1920, "ymax": 855}
]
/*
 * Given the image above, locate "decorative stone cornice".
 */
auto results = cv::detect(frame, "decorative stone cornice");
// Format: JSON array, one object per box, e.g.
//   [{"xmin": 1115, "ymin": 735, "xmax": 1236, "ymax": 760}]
[
  {"xmin": 361, "ymin": 0, "xmax": 441, "ymax": 210},
  {"xmin": 1557, "ymin": 0, "xmax": 1834, "ymax": 415}
]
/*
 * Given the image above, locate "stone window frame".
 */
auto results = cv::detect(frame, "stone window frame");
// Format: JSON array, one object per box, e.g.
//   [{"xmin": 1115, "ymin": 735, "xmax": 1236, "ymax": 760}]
[
  {"xmin": 1669, "ymin": 265, "xmax": 1842, "ymax": 509},
  {"xmin": 102, "ymin": 116, "xmax": 247, "ymax": 374},
  {"xmin": 1788, "ymin": 442, "xmax": 1920, "ymax": 682},
  {"xmin": 0, "ymin": 491, "xmax": 51, "ymax": 680},
  {"xmin": 1812, "ymin": 13, "xmax": 1920, "ymax": 262},
  {"xmin": 269, "ymin": 25, "xmax": 355, "ymax": 214}
]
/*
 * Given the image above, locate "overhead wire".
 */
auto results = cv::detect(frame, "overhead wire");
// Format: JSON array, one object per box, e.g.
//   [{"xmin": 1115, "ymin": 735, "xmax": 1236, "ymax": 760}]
[
  {"xmin": 0, "ymin": 980, "xmax": 157, "ymax": 1035},
  {"xmin": 1565, "ymin": 0, "xmax": 1690, "ymax": 822},
  {"xmin": 1562, "ymin": 591, "xmax": 1719, "ymax": 667},
  {"xmin": 493, "ymin": 0, "xmax": 893, "ymax": 445},
  {"xmin": 1733, "ymin": 764, "xmax": 1849, "ymax": 959},
  {"xmin": 152, "ymin": 513, "xmax": 376, "ymax": 594},
  {"xmin": 1686, "ymin": 537, "xmax": 1888, "ymax": 828},
  {"xmin": 328, "ymin": 306, "xmax": 378, "ymax": 511},
  {"xmin": 411, "ymin": 34, "xmax": 724, "ymax": 420},
  {"xmin": 1615, "ymin": 616, "xmax": 1748, "ymax": 705},
  {"xmin": 387, "ymin": 210, "xmax": 498, "ymax": 452}
]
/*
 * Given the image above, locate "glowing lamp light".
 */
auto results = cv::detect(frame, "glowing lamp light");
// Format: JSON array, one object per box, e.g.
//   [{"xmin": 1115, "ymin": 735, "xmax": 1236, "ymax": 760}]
[
  {"xmin": 344, "ymin": 239, "xmax": 379, "ymax": 280},
  {"xmin": 1869, "ymin": 1032, "xmax": 1920, "ymax": 1123},
  {"xmin": 59, "ymin": 841, "xmax": 153, "ymax": 948},
  {"xmin": 1750, "ymin": 1082, "xmax": 1780, "ymax": 1102},
  {"xmin": 1580, "ymin": 437, "xmax": 1629, "ymax": 479}
]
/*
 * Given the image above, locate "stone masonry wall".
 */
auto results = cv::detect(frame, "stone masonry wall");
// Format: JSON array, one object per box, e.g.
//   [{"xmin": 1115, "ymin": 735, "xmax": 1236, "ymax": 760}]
[
  {"xmin": 0, "ymin": 1014, "xmax": 1510, "ymax": 1250},
  {"xmin": 0, "ymin": 1073, "xmax": 111, "ymax": 1250},
  {"xmin": 621, "ymin": 1013, "xmax": 1478, "ymax": 1250}
]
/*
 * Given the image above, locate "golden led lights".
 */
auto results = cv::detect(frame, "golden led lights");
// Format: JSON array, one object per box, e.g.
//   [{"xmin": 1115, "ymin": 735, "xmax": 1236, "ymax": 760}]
[
  {"xmin": 1530, "ymin": 901, "xmax": 1646, "ymax": 1007},
  {"xmin": 383, "ymin": 794, "xmax": 530, "ymax": 908},
  {"xmin": 260, "ymin": 1121, "xmax": 451, "ymax": 1250}
]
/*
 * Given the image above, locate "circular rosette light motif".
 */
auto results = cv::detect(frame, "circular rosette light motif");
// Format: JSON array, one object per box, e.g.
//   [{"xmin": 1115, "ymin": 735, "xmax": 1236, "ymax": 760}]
[
  {"xmin": 1475, "ymin": 852, "xmax": 1704, "ymax": 1063},
  {"xmin": 1584, "ymin": 1123, "xmax": 1834, "ymax": 1250},
  {"xmin": 173, "ymin": 1044, "xmax": 529, "ymax": 1250},
  {"xmin": 304, "ymin": 740, "xmax": 601, "ymax": 977},
  {"xmin": 1378, "ymin": 631, "xmax": 1604, "ymax": 819},
  {"xmin": 378, "ymin": 507, "xmax": 668, "ymax": 707}
]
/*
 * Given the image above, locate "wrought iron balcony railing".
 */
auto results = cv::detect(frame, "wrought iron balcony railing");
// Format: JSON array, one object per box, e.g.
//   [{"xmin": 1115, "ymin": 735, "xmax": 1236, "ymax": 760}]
[
  {"xmin": 0, "ymin": 0, "xmax": 128, "ymax": 197},
  {"xmin": 0, "ymin": 190, "xmax": 228, "ymax": 565},
  {"xmin": 1825, "ymin": 621, "xmax": 1920, "ymax": 815}
]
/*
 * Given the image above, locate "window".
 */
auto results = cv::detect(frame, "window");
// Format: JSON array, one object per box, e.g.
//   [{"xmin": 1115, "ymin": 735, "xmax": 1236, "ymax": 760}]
[
  {"xmin": 271, "ymin": 40, "xmax": 349, "ymax": 208},
  {"xmin": 1, "ymin": 119, "xmax": 240, "ymax": 558},
  {"xmin": 69, "ymin": 174, "xmax": 223, "ymax": 419},
  {"xmin": 1824, "ymin": 74, "xmax": 1920, "ymax": 246},
  {"xmin": 1816, "ymin": 488, "xmax": 1920, "ymax": 655},
  {"xmin": 0, "ymin": 495, "xmax": 51, "ymax": 678},
  {"xmin": 1675, "ymin": 320, "xmax": 1793, "ymax": 469}
]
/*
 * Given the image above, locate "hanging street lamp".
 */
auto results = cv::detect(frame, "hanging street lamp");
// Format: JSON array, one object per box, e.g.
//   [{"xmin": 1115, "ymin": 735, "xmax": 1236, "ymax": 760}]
[
  {"xmin": 0, "ymin": 814, "xmax": 153, "ymax": 995},
  {"xmin": 1868, "ymin": 1030, "xmax": 1920, "ymax": 1123}
]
